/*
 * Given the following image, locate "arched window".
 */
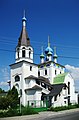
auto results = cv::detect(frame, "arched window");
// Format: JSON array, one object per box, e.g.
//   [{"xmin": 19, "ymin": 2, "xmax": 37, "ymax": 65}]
[
  {"xmin": 45, "ymin": 69, "xmax": 47, "ymax": 75},
  {"xmin": 15, "ymin": 75, "xmax": 20, "ymax": 82},
  {"xmin": 22, "ymin": 47, "xmax": 25, "ymax": 57},
  {"xmin": 68, "ymin": 82, "xmax": 70, "ymax": 94},
  {"xmin": 55, "ymin": 70, "xmax": 57, "ymax": 75},
  {"xmin": 38, "ymin": 71, "xmax": 40, "ymax": 76}
]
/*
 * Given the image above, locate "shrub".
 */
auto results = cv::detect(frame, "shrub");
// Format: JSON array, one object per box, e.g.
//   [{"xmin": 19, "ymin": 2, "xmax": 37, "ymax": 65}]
[
  {"xmin": 0, "ymin": 97, "xmax": 9, "ymax": 110},
  {"xmin": 21, "ymin": 106, "xmax": 38, "ymax": 115},
  {"xmin": 49, "ymin": 104, "xmax": 79, "ymax": 112},
  {"xmin": 0, "ymin": 106, "xmax": 38, "ymax": 118}
]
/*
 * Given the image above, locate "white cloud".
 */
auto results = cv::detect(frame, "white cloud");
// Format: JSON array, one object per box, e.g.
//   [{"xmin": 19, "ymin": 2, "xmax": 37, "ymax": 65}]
[
  {"xmin": 65, "ymin": 64, "xmax": 79, "ymax": 91},
  {"xmin": 65, "ymin": 64, "xmax": 79, "ymax": 80},
  {"xmin": 0, "ymin": 66, "xmax": 10, "ymax": 90},
  {"xmin": 1, "ymin": 67, "xmax": 10, "ymax": 81},
  {"xmin": 0, "ymin": 81, "xmax": 8, "ymax": 86}
]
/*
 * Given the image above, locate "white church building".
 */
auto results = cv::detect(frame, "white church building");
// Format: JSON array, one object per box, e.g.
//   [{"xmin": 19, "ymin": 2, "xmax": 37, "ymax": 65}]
[{"xmin": 10, "ymin": 13, "xmax": 78, "ymax": 108}]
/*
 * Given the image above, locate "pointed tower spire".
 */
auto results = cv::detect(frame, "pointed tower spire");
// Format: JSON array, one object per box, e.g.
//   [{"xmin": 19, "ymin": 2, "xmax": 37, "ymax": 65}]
[
  {"xmin": 15, "ymin": 11, "xmax": 33, "ymax": 63},
  {"xmin": 17, "ymin": 10, "xmax": 30, "ymax": 47},
  {"xmin": 24, "ymin": 10, "xmax": 25, "ymax": 18},
  {"xmin": 53, "ymin": 47, "xmax": 58, "ymax": 63},
  {"xmin": 48, "ymin": 35, "xmax": 50, "ymax": 47}
]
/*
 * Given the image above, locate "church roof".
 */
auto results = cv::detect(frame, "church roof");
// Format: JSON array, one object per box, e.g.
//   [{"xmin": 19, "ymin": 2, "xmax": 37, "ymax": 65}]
[
  {"xmin": 53, "ymin": 73, "xmax": 68, "ymax": 84},
  {"xmin": 25, "ymin": 85, "xmax": 42, "ymax": 90},
  {"xmin": 10, "ymin": 60, "xmax": 38, "ymax": 67},
  {"xmin": 25, "ymin": 75, "xmax": 52, "ymax": 86},
  {"xmin": 45, "ymin": 83, "xmax": 66, "ymax": 97},
  {"xmin": 17, "ymin": 13, "xmax": 30, "ymax": 47},
  {"xmin": 38, "ymin": 61, "xmax": 65, "ymax": 68},
  {"xmin": 18, "ymin": 28, "xmax": 30, "ymax": 47}
]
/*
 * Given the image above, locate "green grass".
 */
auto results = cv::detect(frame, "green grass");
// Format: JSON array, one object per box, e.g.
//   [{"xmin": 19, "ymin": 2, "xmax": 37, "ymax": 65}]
[{"xmin": 32, "ymin": 107, "xmax": 47, "ymax": 112}]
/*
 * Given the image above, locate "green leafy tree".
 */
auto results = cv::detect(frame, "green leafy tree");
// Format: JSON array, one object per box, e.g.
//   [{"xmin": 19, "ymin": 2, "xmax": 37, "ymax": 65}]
[
  {"xmin": 0, "ymin": 88, "xmax": 5, "ymax": 93},
  {"xmin": 0, "ymin": 86, "xmax": 19, "ymax": 110},
  {"xmin": 7, "ymin": 86, "xmax": 19, "ymax": 108},
  {"xmin": 0, "ymin": 97, "xmax": 9, "ymax": 109}
]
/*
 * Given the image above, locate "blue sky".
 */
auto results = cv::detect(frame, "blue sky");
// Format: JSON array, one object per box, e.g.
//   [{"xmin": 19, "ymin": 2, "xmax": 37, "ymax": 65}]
[{"xmin": 0, "ymin": 0, "xmax": 79, "ymax": 91}]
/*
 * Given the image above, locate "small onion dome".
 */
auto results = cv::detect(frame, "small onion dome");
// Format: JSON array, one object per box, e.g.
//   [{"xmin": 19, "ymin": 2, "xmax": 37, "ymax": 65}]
[
  {"xmin": 22, "ymin": 16, "xmax": 26, "ymax": 21},
  {"xmin": 53, "ymin": 54, "xmax": 58, "ymax": 58},
  {"xmin": 47, "ymin": 51, "xmax": 52, "ymax": 56},
  {"xmin": 40, "ymin": 54, "xmax": 45, "ymax": 58},
  {"xmin": 45, "ymin": 46, "xmax": 53, "ymax": 54}
]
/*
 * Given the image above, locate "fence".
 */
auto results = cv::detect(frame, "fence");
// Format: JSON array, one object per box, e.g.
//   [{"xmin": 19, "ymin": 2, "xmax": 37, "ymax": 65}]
[{"xmin": 27, "ymin": 100, "xmax": 48, "ymax": 108}]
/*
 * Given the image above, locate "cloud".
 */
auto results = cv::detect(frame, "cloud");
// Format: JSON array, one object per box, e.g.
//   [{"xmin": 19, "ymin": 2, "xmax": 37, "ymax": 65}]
[
  {"xmin": 0, "ymin": 66, "xmax": 10, "ymax": 90},
  {"xmin": 65, "ymin": 64, "xmax": 79, "ymax": 80},
  {"xmin": 1, "ymin": 67, "xmax": 10, "ymax": 81},
  {"xmin": 0, "ymin": 81, "xmax": 8, "ymax": 86},
  {"xmin": 65, "ymin": 64, "xmax": 79, "ymax": 91}
]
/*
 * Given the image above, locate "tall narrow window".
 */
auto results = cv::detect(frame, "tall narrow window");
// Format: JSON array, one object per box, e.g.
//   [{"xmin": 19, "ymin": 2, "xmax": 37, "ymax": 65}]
[
  {"xmin": 22, "ymin": 47, "xmax": 25, "ymax": 57},
  {"xmin": 45, "ymin": 69, "xmax": 47, "ymax": 75},
  {"xmin": 54, "ymin": 95, "xmax": 57, "ymax": 101},
  {"xmin": 68, "ymin": 82, "xmax": 70, "ymax": 94},
  {"xmin": 38, "ymin": 71, "xmax": 40, "ymax": 76},
  {"xmin": 55, "ymin": 70, "xmax": 57, "ymax": 75},
  {"xmin": 30, "ymin": 66, "xmax": 32, "ymax": 71}
]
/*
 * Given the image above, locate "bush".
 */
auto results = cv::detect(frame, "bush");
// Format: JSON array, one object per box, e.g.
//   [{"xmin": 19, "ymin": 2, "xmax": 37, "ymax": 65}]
[
  {"xmin": 49, "ymin": 104, "xmax": 79, "ymax": 112},
  {"xmin": 0, "ymin": 106, "xmax": 38, "ymax": 118},
  {"xmin": 0, "ymin": 112, "xmax": 4, "ymax": 118},
  {"xmin": 0, "ymin": 97, "xmax": 9, "ymax": 110},
  {"xmin": 21, "ymin": 106, "xmax": 38, "ymax": 115},
  {"xmin": 0, "ymin": 109, "xmax": 21, "ymax": 118}
]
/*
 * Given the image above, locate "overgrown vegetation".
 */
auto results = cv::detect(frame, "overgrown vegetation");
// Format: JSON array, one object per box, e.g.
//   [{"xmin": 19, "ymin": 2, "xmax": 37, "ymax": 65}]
[
  {"xmin": 0, "ymin": 86, "xmax": 19, "ymax": 110},
  {"xmin": 0, "ymin": 87, "xmax": 38, "ymax": 118},
  {"xmin": 0, "ymin": 87, "xmax": 79, "ymax": 117},
  {"xmin": 0, "ymin": 88, "xmax": 5, "ymax": 93},
  {"xmin": 21, "ymin": 106, "xmax": 38, "ymax": 115},
  {"xmin": 0, "ymin": 106, "xmax": 38, "ymax": 118},
  {"xmin": 48, "ymin": 104, "xmax": 79, "ymax": 112}
]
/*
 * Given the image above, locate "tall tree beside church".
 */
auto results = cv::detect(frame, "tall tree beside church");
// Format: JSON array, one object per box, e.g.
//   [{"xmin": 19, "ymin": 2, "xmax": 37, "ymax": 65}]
[
  {"xmin": 0, "ymin": 88, "xmax": 5, "ymax": 93},
  {"xmin": 7, "ymin": 86, "xmax": 19, "ymax": 108}
]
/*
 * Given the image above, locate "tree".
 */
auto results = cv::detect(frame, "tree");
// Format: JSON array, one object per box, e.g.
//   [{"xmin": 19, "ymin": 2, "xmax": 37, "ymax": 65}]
[
  {"xmin": 0, "ymin": 88, "xmax": 5, "ymax": 93},
  {"xmin": 7, "ymin": 86, "xmax": 19, "ymax": 108},
  {"xmin": 0, "ymin": 97, "xmax": 9, "ymax": 109}
]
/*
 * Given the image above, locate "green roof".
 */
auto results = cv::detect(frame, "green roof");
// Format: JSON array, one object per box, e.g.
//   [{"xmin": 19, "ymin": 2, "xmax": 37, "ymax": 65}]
[{"xmin": 53, "ymin": 73, "xmax": 68, "ymax": 84}]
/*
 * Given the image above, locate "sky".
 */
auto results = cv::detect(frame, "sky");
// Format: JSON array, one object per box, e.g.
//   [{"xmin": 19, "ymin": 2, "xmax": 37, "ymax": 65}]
[{"xmin": 0, "ymin": 0, "xmax": 79, "ymax": 91}]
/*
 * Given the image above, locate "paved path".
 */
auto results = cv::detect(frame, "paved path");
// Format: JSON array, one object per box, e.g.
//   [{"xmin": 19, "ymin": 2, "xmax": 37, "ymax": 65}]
[{"xmin": 1, "ymin": 108, "xmax": 79, "ymax": 120}]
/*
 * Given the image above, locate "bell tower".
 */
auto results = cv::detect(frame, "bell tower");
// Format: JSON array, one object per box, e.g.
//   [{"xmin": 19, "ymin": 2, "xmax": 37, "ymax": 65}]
[{"xmin": 15, "ymin": 11, "xmax": 33, "ymax": 63}]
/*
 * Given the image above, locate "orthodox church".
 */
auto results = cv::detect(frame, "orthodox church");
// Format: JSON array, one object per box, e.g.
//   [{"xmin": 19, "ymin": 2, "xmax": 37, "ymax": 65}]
[{"xmin": 10, "ymin": 13, "xmax": 78, "ymax": 108}]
